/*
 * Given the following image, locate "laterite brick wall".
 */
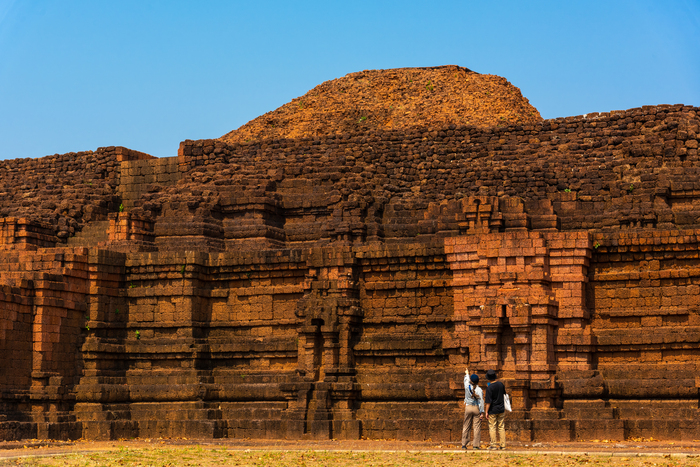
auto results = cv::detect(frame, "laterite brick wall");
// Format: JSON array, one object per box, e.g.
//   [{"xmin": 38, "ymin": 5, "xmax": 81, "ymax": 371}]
[{"xmin": 0, "ymin": 104, "xmax": 699, "ymax": 442}]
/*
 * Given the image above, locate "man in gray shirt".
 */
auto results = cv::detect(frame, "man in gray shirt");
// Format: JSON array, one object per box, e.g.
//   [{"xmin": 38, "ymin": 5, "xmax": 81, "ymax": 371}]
[{"xmin": 462, "ymin": 368, "xmax": 484, "ymax": 449}]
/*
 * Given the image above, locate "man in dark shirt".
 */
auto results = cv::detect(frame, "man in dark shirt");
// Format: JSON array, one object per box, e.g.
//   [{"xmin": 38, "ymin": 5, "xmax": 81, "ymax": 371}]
[{"xmin": 484, "ymin": 369, "xmax": 506, "ymax": 450}]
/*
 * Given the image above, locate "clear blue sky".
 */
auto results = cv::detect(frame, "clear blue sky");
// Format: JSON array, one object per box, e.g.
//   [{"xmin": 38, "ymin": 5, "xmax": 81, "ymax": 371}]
[{"xmin": 1, "ymin": 1, "xmax": 699, "ymax": 160}]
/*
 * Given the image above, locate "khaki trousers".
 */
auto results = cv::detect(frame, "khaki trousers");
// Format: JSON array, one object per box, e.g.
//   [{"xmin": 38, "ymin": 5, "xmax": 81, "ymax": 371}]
[
  {"xmin": 461, "ymin": 404, "xmax": 481, "ymax": 448},
  {"xmin": 488, "ymin": 412, "xmax": 506, "ymax": 448}
]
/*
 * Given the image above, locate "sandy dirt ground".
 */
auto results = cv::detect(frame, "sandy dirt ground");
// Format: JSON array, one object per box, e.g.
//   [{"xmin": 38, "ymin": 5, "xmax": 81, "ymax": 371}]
[{"xmin": 1, "ymin": 438, "xmax": 699, "ymax": 460}]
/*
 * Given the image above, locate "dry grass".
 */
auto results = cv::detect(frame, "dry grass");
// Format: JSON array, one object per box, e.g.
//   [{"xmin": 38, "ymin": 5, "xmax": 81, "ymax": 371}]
[{"xmin": 1, "ymin": 447, "xmax": 698, "ymax": 467}]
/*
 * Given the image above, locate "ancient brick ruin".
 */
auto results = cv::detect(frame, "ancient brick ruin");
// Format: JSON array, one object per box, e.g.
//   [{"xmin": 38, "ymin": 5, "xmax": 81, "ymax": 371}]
[{"xmin": 1, "ymin": 100, "xmax": 699, "ymax": 443}]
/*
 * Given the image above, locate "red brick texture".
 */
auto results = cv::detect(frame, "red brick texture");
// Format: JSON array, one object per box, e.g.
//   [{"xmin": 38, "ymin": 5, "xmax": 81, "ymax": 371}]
[{"xmin": 0, "ymin": 104, "xmax": 699, "ymax": 442}]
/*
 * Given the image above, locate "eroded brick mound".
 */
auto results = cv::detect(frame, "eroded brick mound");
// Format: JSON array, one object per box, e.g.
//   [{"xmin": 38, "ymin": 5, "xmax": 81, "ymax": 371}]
[
  {"xmin": 0, "ymin": 148, "xmax": 123, "ymax": 239},
  {"xmin": 219, "ymin": 65, "xmax": 542, "ymax": 144}
]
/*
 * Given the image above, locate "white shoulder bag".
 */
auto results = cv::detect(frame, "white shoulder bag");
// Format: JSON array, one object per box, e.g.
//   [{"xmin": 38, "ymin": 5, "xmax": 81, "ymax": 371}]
[{"xmin": 503, "ymin": 393, "xmax": 512, "ymax": 412}]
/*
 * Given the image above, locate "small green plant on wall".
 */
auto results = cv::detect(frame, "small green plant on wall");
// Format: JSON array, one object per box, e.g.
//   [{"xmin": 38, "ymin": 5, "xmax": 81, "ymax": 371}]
[
  {"xmin": 135, "ymin": 330, "xmax": 141, "ymax": 340},
  {"xmin": 564, "ymin": 188, "xmax": 572, "ymax": 193},
  {"xmin": 593, "ymin": 241, "xmax": 601, "ymax": 249},
  {"xmin": 119, "ymin": 203, "xmax": 124, "ymax": 213}
]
